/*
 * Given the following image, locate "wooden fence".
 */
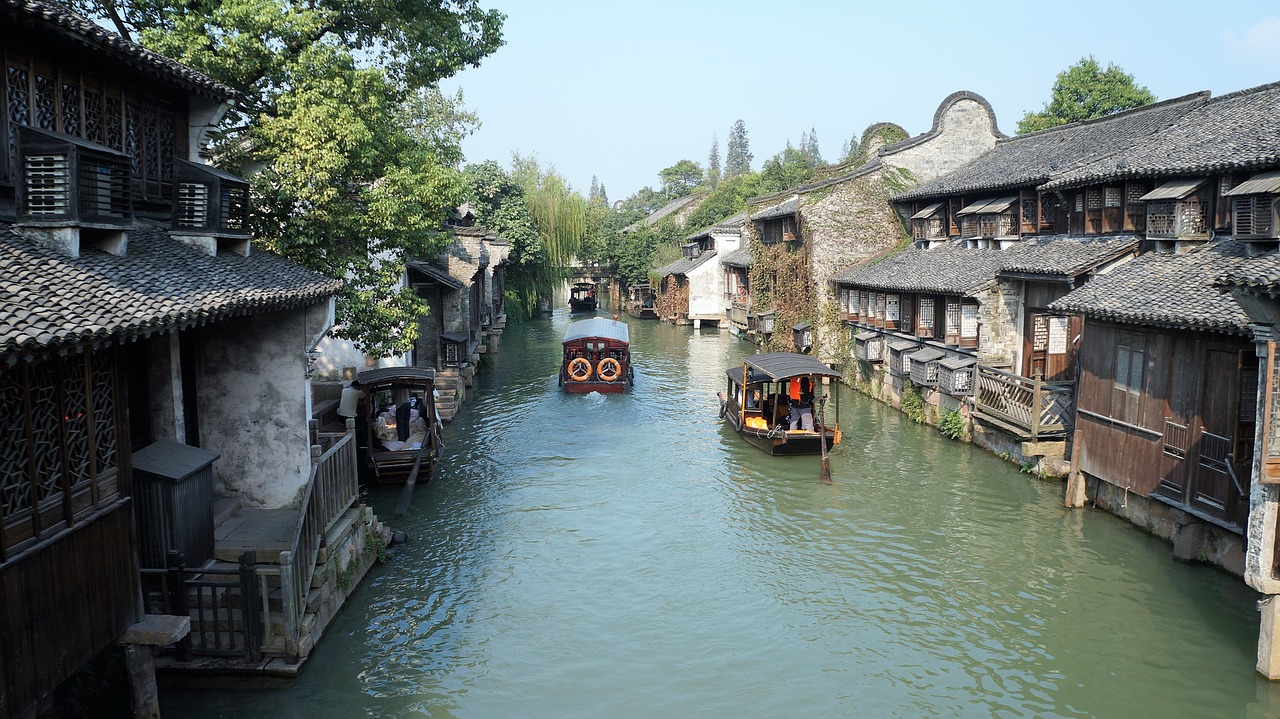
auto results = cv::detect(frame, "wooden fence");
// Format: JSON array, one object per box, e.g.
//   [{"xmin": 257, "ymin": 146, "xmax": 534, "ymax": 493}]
[
  {"xmin": 974, "ymin": 365, "xmax": 1074, "ymax": 439},
  {"xmin": 142, "ymin": 420, "xmax": 360, "ymax": 662}
]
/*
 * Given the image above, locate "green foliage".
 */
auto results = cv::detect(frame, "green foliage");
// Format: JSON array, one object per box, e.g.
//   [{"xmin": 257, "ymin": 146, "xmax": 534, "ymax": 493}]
[
  {"xmin": 751, "ymin": 241, "xmax": 817, "ymax": 353},
  {"xmin": 682, "ymin": 173, "xmax": 762, "ymax": 231},
  {"xmin": 900, "ymin": 380, "xmax": 925, "ymax": 424},
  {"xmin": 72, "ymin": 0, "xmax": 505, "ymax": 357},
  {"xmin": 758, "ymin": 143, "xmax": 820, "ymax": 195},
  {"xmin": 707, "ymin": 134, "xmax": 721, "ymax": 189},
  {"xmin": 845, "ymin": 123, "xmax": 910, "ymax": 169},
  {"xmin": 464, "ymin": 157, "xmax": 588, "ymax": 323},
  {"xmin": 725, "ymin": 119, "xmax": 753, "ymax": 177},
  {"xmin": 614, "ymin": 219, "xmax": 683, "ymax": 287},
  {"xmin": 1017, "ymin": 56, "xmax": 1156, "ymax": 134},
  {"xmin": 659, "ymin": 159, "xmax": 704, "ymax": 199},
  {"xmin": 938, "ymin": 408, "xmax": 965, "ymax": 440}
]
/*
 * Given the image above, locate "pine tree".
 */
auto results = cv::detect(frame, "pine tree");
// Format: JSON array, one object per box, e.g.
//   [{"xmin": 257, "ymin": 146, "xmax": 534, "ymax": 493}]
[
  {"xmin": 599, "ymin": 183, "xmax": 608, "ymax": 206},
  {"xmin": 725, "ymin": 119, "xmax": 752, "ymax": 178},
  {"xmin": 589, "ymin": 175, "xmax": 600, "ymax": 201},
  {"xmin": 707, "ymin": 133, "xmax": 721, "ymax": 189},
  {"xmin": 805, "ymin": 127, "xmax": 821, "ymax": 164}
]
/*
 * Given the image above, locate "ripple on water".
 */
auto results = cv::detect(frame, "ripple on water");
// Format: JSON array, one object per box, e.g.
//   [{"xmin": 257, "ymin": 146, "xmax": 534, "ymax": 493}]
[{"xmin": 158, "ymin": 314, "xmax": 1265, "ymax": 719}]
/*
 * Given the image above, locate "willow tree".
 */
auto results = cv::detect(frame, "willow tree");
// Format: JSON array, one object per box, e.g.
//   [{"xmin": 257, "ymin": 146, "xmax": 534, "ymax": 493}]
[
  {"xmin": 66, "ymin": 0, "xmax": 505, "ymax": 356},
  {"xmin": 462, "ymin": 156, "xmax": 588, "ymax": 322}
]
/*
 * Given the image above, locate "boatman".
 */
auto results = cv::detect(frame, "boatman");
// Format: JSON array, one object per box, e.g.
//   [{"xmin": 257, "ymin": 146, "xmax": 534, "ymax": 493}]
[{"xmin": 788, "ymin": 377, "xmax": 814, "ymax": 431}]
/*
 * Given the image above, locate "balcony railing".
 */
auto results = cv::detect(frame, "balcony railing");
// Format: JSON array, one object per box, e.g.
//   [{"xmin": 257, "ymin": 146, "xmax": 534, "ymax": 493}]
[{"xmin": 974, "ymin": 366, "xmax": 1074, "ymax": 439}]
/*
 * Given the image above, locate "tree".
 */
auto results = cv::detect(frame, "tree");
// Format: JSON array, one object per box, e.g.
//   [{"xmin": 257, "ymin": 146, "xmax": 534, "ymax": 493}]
[
  {"xmin": 658, "ymin": 159, "xmax": 704, "ymax": 199},
  {"xmin": 589, "ymin": 175, "xmax": 602, "ymax": 203},
  {"xmin": 725, "ymin": 119, "xmax": 753, "ymax": 177},
  {"xmin": 68, "ymin": 0, "xmax": 506, "ymax": 356},
  {"xmin": 682, "ymin": 173, "xmax": 764, "ymax": 231},
  {"xmin": 1017, "ymin": 56, "xmax": 1156, "ymax": 134},
  {"xmin": 758, "ymin": 144, "xmax": 818, "ymax": 195},
  {"xmin": 707, "ymin": 134, "xmax": 721, "ymax": 189},
  {"xmin": 803, "ymin": 127, "xmax": 822, "ymax": 165}
]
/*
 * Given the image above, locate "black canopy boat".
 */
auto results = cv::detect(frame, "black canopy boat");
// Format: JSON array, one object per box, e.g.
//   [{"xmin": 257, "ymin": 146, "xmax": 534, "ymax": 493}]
[
  {"xmin": 568, "ymin": 282, "xmax": 598, "ymax": 312},
  {"xmin": 352, "ymin": 367, "xmax": 443, "ymax": 484},
  {"xmin": 717, "ymin": 352, "xmax": 841, "ymax": 455}
]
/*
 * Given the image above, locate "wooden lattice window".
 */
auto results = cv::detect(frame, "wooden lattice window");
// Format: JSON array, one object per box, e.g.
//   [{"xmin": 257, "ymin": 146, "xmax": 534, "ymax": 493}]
[
  {"xmin": 1, "ymin": 350, "xmax": 120, "ymax": 558},
  {"xmin": 1125, "ymin": 182, "xmax": 1149, "ymax": 232},
  {"xmin": 1021, "ymin": 193, "xmax": 1039, "ymax": 234},
  {"xmin": 918, "ymin": 298, "xmax": 935, "ymax": 337},
  {"xmin": 886, "ymin": 293, "xmax": 900, "ymax": 329},
  {"xmin": 961, "ymin": 303, "xmax": 979, "ymax": 341},
  {"xmin": 960, "ymin": 215, "xmax": 978, "ymax": 238},
  {"xmin": 1147, "ymin": 200, "xmax": 1177, "ymax": 237},
  {"xmin": 1039, "ymin": 194, "xmax": 1058, "ymax": 233},
  {"xmin": 945, "ymin": 300, "xmax": 962, "ymax": 344}
]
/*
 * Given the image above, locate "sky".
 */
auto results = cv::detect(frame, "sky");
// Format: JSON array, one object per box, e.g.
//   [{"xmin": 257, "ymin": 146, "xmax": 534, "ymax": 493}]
[{"xmin": 438, "ymin": 0, "xmax": 1280, "ymax": 203}]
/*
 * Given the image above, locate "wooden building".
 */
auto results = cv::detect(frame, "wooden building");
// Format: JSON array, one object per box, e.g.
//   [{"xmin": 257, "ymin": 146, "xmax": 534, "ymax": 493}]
[{"xmin": 0, "ymin": 2, "xmax": 359, "ymax": 715}]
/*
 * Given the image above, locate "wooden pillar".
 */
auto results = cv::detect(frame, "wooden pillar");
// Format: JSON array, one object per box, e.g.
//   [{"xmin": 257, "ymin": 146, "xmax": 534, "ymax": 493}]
[
  {"xmin": 124, "ymin": 643, "xmax": 160, "ymax": 719},
  {"xmin": 1064, "ymin": 427, "xmax": 1087, "ymax": 508},
  {"xmin": 119, "ymin": 614, "xmax": 191, "ymax": 719}
]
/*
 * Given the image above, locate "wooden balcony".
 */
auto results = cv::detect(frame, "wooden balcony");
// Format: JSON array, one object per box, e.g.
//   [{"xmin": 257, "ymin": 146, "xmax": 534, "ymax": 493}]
[{"xmin": 973, "ymin": 366, "xmax": 1074, "ymax": 439}]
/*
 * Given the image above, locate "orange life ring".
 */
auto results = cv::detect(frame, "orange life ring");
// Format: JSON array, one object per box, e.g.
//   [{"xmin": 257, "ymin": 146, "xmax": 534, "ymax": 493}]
[
  {"xmin": 568, "ymin": 357, "xmax": 592, "ymax": 381},
  {"xmin": 597, "ymin": 357, "xmax": 621, "ymax": 382}
]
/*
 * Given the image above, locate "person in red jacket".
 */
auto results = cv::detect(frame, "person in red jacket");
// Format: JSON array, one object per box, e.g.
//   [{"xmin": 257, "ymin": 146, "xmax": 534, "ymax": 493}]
[{"xmin": 787, "ymin": 376, "xmax": 814, "ymax": 431}]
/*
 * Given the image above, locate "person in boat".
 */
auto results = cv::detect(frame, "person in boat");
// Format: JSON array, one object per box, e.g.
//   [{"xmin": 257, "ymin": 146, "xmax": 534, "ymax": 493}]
[{"xmin": 788, "ymin": 377, "xmax": 814, "ymax": 431}]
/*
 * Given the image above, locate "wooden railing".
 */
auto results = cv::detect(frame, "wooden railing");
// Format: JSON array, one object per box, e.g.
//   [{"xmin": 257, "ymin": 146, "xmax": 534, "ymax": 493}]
[
  {"xmin": 974, "ymin": 365, "xmax": 1074, "ymax": 438},
  {"xmin": 140, "ymin": 420, "xmax": 360, "ymax": 661},
  {"xmin": 262, "ymin": 418, "xmax": 359, "ymax": 659}
]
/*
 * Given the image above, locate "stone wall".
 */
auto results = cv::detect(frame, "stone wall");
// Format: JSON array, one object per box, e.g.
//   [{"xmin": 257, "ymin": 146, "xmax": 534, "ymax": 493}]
[
  {"xmin": 884, "ymin": 93, "xmax": 1003, "ymax": 184},
  {"xmin": 977, "ymin": 280, "xmax": 1020, "ymax": 367}
]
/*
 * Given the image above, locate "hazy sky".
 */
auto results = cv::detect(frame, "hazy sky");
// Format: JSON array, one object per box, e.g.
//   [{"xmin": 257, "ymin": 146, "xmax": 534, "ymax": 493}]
[{"xmin": 438, "ymin": 1, "xmax": 1280, "ymax": 202}]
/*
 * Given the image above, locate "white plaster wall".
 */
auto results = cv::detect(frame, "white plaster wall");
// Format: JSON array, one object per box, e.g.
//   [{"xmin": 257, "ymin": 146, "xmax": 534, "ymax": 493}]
[
  {"xmin": 687, "ymin": 259, "xmax": 724, "ymax": 318},
  {"xmin": 197, "ymin": 301, "xmax": 332, "ymax": 508}
]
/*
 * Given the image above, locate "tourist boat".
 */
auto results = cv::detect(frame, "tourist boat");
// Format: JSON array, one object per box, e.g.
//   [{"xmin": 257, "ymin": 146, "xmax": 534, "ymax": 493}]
[
  {"xmin": 568, "ymin": 282, "xmax": 598, "ymax": 312},
  {"xmin": 559, "ymin": 317, "xmax": 633, "ymax": 393},
  {"xmin": 717, "ymin": 352, "xmax": 841, "ymax": 455},
  {"xmin": 627, "ymin": 283, "xmax": 658, "ymax": 319},
  {"xmin": 351, "ymin": 367, "xmax": 443, "ymax": 484}
]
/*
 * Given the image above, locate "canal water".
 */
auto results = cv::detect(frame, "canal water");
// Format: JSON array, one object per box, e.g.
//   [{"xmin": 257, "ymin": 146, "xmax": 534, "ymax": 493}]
[{"xmin": 162, "ymin": 310, "xmax": 1280, "ymax": 718}]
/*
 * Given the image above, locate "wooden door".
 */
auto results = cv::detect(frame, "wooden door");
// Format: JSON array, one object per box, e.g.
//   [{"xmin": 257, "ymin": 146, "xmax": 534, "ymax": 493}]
[
  {"xmin": 1189, "ymin": 347, "xmax": 1240, "ymax": 520},
  {"xmin": 1025, "ymin": 312, "xmax": 1079, "ymax": 381}
]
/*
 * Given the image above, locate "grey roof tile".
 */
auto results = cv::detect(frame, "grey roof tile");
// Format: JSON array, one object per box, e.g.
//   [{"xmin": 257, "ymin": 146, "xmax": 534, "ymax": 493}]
[
  {"xmin": 0, "ymin": 223, "xmax": 340, "ymax": 358},
  {"xmin": 997, "ymin": 235, "xmax": 1140, "ymax": 276},
  {"xmin": 7, "ymin": 0, "xmax": 234, "ymax": 97},
  {"xmin": 654, "ymin": 249, "xmax": 718, "ymax": 277},
  {"xmin": 1216, "ymin": 251, "xmax": 1280, "ymax": 294},
  {"xmin": 720, "ymin": 247, "xmax": 753, "ymax": 268},
  {"xmin": 895, "ymin": 93, "xmax": 1207, "ymax": 202},
  {"xmin": 829, "ymin": 242, "xmax": 1004, "ymax": 295},
  {"xmin": 1042, "ymin": 81, "xmax": 1280, "ymax": 191},
  {"xmin": 1049, "ymin": 238, "xmax": 1252, "ymax": 334},
  {"xmin": 751, "ymin": 197, "xmax": 799, "ymax": 221}
]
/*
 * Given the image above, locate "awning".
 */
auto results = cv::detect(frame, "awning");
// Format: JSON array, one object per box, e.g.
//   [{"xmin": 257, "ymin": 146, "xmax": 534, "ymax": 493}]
[
  {"xmin": 562, "ymin": 317, "xmax": 629, "ymax": 345},
  {"xmin": 910, "ymin": 202, "xmax": 944, "ymax": 220},
  {"xmin": 729, "ymin": 352, "xmax": 841, "ymax": 382},
  {"xmin": 1224, "ymin": 170, "xmax": 1280, "ymax": 197},
  {"xmin": 407, "ymin": 261, "xmax": 464, "ymax": 291},
  {"xmin": 939, "ymin": 356, "xmax": 977, "ymax": 370},
  {"xmin": 906, "ymin": 347, "xmax": 945, "ymax": 364},
  {"xmin": 1139, "ymin": 178, "xmax": 1208, "ymax": 202},
  {"xmin": 956, "ymin": 196, "xmax": 1017, "ymax": 216}
]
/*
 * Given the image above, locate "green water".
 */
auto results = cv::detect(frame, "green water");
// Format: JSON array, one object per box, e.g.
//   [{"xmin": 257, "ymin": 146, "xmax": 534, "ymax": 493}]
[{"xmin": 160, "ymin": 312, "xmax": 1280, "ymax": 718}]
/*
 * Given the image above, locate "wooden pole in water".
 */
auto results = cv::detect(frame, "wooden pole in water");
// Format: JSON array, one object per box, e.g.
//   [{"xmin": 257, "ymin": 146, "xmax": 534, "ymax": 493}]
[
  {"xmin": 393, "ymin": 430, "xmax": 433, "ymax": 519},
  {"xmin": 818, "ymin": 395, "xmax": 832, "ymax": 484}
]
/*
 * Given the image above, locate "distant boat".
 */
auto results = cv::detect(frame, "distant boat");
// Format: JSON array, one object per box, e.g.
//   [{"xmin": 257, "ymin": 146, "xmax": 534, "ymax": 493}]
[
  {"xmin": 626, "ymin": 283, "xmax": 658, "ymax": 319},
  {"xmin": 559, "ymin": 317, "xmax": 633, "ymax": 394},
  {"xmin": 568, "ymin": 282, "xmax": 598, "ymax": 312},
  {"xmin": 717, "ymin": 352, "xmax": 841, "ymax": 455}
]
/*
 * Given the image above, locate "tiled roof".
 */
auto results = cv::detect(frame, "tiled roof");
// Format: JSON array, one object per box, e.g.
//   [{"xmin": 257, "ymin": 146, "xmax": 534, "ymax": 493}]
[
  {"xmin": 830, "ymin": 236, "xmax": 1140, "ymax": 295},
  {"xmin": 720, "ymin": 247, "xmax": 753, "ymax": 268},
  {"xmin": 895, "ymin": 93, "xmax": 1207, "ymax": 202},
  {"xmin": 997, "ymin": 235, "xmax": 1140, "ymax": 277},
  {"xmin": 686, "ymin": 211, "xmax": 746, "ymax": 242},
  {"xmin": 1215, "ymin": 251, "xmax": 1280, "ymax": 295},
  {"xmin": 1049, "ymin": 238, "xmax": 1252, "ymax": 335},
  {"xmin": 654, "ymin": 250, "xmax": 718, "ymax": 277},
  {"xmin": 6, "ymin": 0, "xmax": 234, "ymax": 97},
  {"xmin": 622, "ymin": 195, "xmax": 698, "ymax": 232},
  {"xmin": 751, "ymin": 197, "xmax": 799, "ymax": 221},
  {"xmin": 1042, "ymin": 82, "xmax": 1280, "ymax": 191},
  {"xmin": 829, "ymin": 242, "xmax": 1005, "ymax": 296},
  {"xmin": 0, "ymin": 224, "xmax": 340, "ymax": 360}
]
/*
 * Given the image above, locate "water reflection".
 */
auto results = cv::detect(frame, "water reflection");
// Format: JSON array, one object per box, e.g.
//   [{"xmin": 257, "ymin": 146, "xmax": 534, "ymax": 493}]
[{"xmin": 161, "ymin": 311, "xmax": 1264, "ymax": 719}]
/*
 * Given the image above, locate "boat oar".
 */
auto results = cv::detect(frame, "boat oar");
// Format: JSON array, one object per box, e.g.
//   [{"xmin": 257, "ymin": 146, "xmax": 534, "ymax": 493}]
[
  {"xmin": 392, "ymin": 432, "xmax": 432, "ymax": 519},
  {"xmin": 817, "ymin": 396, "xmax": 832, "ymax": 484}
]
